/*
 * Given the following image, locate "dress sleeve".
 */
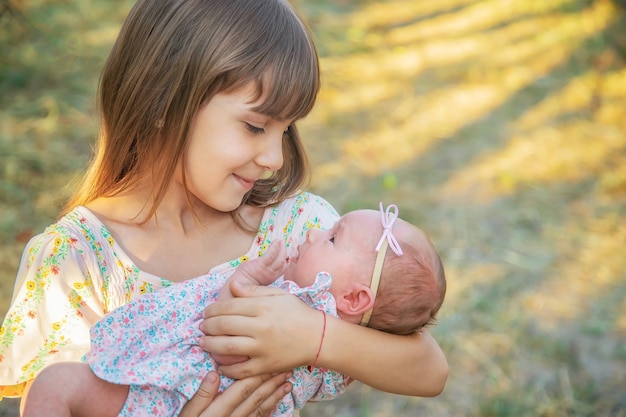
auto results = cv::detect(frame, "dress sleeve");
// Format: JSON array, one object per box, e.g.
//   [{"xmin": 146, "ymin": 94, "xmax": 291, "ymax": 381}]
[
  {"xmin": 0, "ymin": 227, "xmax": 107, "ymax": 398},
  {"xmin": 301, "ymin": 193, "xmax": 340, "ymax": 232},
  {"xmin": 278, "ymin": 192, "xmax": 340, "ymax": 253}
]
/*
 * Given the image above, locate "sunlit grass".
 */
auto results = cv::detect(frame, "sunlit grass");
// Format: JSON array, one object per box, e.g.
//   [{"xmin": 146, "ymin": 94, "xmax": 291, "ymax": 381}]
[
  {"xmin": 522, "ymin": 211, "xmax": 626, "ymax": 330},
  {"xmin": 444, "ymin": 119, "xmax": 626, "ymax": 198},
  {"xmin": 442, "ymin": 66, "xmax": 626, "ymax": 199},
  {"xmin": 305, "ymin": 0, "xmax": 619, "ymax": 190}
]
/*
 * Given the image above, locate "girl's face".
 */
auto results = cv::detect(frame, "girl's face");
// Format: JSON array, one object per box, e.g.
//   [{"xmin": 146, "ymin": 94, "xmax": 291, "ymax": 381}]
[
  {"xmin": 180, "ymin": 83, "xmax": 291, "ymax": 212},
  {"xmin": 284, "ymin": 210, "xmax": 381, "ymax": 292}
]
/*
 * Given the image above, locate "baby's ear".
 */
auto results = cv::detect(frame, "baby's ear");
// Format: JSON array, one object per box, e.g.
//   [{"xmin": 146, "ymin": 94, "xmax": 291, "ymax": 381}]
[{"xmin": 336, "ymin": 284, "xmax": 375, "ymax": 322}]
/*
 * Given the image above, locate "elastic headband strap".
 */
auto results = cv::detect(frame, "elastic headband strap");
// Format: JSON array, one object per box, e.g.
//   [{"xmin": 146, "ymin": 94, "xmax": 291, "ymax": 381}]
[
  {"xmin": 360, "ymin": 239, "xmax": 388, "ymax": 326},
  {"xmin": 360, "ymin": 202, "xmax": 403, "ymax": 327}
]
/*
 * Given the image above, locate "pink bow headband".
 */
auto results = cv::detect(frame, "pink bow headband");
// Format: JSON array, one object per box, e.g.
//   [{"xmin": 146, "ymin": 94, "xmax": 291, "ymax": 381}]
[
  {"xmin": 375, "ymin": 203, "xmax": 403, "ymax": 256},
  {"xmin": 360, "ymin": 202, "xmax": 403, "ymax": 327}
]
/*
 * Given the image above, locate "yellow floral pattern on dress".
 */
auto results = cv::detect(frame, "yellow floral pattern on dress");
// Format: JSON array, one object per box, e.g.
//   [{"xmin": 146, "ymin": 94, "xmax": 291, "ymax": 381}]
[
  {"xmin": 0, "ymin": 193, "xmax": 339, "ymax": 399},
  {"xmin": 0, "ymin": 211, "xmax": 138, "ymax": 399}
]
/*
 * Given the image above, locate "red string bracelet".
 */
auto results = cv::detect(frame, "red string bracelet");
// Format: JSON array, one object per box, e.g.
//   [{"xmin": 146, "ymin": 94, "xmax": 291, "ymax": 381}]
[{"xmin": 308, "ymin": 310, "xmax": 327, "ymax": 372}]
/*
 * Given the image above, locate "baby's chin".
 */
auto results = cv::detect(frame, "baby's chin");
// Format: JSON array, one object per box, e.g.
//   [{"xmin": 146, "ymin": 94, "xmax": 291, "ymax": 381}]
[
  {"xmin": 282, "ymin": 264, "xmax": 314, "ymax": 288},
  {"xmin": 282, "ymin": 264, "xmax": 296, "ymax": 282}
]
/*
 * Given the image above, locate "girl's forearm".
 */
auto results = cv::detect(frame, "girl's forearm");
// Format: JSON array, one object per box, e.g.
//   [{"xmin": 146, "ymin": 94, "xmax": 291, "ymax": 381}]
[
  {"xmin": 19, "ymin": 380, "xmax": 33, "ymax": 416},
  {"xmin": 202, "ymin": 283, "xmax": 447, "ymax": 395},
  {"xmin": 21, "ymin": 362, "xmax": 129, "ymax": 417},
  {"xmin": 316, "ymin": 316, "xmax": 448, "ymax": 396}
]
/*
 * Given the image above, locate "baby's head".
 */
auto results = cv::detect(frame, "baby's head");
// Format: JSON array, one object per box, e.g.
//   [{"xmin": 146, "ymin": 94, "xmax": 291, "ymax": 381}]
[
  {"xmin": 284, "ymin": 204, "xmax": 446, "ymax": 335},
  {"xmin": 366, "ymin": 208, "xmax": 446, "ymax": 335}
]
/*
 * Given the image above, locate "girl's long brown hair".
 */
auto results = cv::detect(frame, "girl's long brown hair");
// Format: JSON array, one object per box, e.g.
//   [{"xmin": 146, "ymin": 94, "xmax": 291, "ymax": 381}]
[{"xmin": 63, "ymin": 0, "xmax": 319, "ymax": 220}]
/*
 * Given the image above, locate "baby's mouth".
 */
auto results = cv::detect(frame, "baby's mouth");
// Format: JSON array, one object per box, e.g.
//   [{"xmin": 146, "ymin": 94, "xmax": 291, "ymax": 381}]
[{"xmin": 291, "ymin": 247, "xmax": 300, "ymax": 263}]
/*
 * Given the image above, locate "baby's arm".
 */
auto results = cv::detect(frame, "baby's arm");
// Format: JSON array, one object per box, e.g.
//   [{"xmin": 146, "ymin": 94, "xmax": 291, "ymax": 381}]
[{"xmin": 22, "ymin": 362, "xmax": 128, "ymax": 417}]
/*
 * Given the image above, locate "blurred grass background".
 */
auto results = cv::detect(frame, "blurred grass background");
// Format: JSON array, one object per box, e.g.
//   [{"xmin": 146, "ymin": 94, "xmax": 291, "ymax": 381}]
[{"xmin": 1, "ymin": 0, "xmax": 625, "ymax": 415}]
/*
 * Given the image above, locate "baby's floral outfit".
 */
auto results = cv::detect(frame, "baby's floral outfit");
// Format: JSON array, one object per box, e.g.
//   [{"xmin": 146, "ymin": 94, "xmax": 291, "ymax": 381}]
[{"xmin": 88, "ymin": 271, "xmax": 347, "ymax": 416}]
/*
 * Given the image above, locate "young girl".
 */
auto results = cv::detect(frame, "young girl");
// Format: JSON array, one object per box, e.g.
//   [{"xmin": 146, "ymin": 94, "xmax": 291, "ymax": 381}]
[
  {"xmin": 0, "ymin": 0, "xmax": 448, "ymax": 415},
  {"xmin": 22, "ymin": 204, "xmax": 447, "ymax": 417}
]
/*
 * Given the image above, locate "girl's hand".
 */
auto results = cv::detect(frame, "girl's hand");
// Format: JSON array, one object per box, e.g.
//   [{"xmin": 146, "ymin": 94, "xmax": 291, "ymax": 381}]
[
  {"xmin": 179, "ymin": 371, "xmax": 293, "ymax": 417},
  {"xmin": 199, "ymin": 281, "xmax": 323, "ymax": 379},
  {"xmin": 201, "ymin": 280, "xmax": 448, "ymax": 396}
]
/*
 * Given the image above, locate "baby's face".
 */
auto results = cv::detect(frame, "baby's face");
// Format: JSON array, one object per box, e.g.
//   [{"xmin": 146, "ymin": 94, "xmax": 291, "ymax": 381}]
[{"xmin": 283, "ymin": 210, "xmax": 382, "ymax": 291}]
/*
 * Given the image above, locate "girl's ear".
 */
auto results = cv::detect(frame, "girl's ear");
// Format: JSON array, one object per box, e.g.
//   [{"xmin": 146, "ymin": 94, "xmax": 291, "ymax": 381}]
[{"xmin": 336, "ymin": 284, "xmax": 375, "ymax": 323}]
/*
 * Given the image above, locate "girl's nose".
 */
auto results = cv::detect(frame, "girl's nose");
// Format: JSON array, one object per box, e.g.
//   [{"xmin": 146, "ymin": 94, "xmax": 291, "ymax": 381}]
[{"xmin": 257, "ymin": 132, "xmax": 284, "ymax": 172}]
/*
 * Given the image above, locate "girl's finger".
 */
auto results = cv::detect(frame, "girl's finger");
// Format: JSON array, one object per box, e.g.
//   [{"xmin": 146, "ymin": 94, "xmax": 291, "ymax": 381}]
[
  {"xmin": 216, "ymin": 357, "xmax": 269, "ymax": 380},
  {"xmin": 199, "ymin": 334, "xmax": 260, "ymax": 357},
  {"xmin": 200, "ymin": 314, "xmax": 264, "ymax": 337},
  {"xmin": 179, "ymin": 371, "xmax": 220, "ymax": 417},
  {"xmin": 203, "ymin": 288, "xmax": 289, "ymax": 318},
  {"xmin": 230, "ymin": 279, "xmax": 288, "ymax": 298},
  {"xmin": 203, "ymin": 297, "xmax": 263, "ymax": 319},
  {"xmin": 230, "ymin": 373, "xmax": 293, "ymax": 417}
]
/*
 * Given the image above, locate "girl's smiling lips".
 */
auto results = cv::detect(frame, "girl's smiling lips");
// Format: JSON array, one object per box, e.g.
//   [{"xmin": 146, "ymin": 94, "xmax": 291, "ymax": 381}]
[{"xmin": 233, "ymin": 174, "xmax": 256, "ymax": 190}]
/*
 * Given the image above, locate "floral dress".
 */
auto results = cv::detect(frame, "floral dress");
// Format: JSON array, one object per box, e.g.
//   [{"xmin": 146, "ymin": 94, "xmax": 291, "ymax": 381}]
[
  {"xmin": 0, "ymin": 192, "xmax": 340, "ymax": 401},
  {"xmin": 88, "ymin": 272, "xmax": 349, "ymax": 417}
]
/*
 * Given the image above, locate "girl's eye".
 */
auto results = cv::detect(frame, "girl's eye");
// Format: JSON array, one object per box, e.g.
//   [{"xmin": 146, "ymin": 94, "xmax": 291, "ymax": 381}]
[
  {"xmin": 246, "ymin": 123, "xmax": 265, "ymax": 135},
  {"xmin": 329, "ymin": 235, "xmax": 335, "ymax": 244}
]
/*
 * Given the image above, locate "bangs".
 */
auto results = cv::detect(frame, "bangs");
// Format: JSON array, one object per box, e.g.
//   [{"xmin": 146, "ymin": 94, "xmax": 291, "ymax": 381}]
[
  {"xmin": 250, "ymin": 44, "xmax": 320, "ymax": 121},
  {"xmin": 238, "ymin": 1, "xmax": 320, "ymax": 122}
]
